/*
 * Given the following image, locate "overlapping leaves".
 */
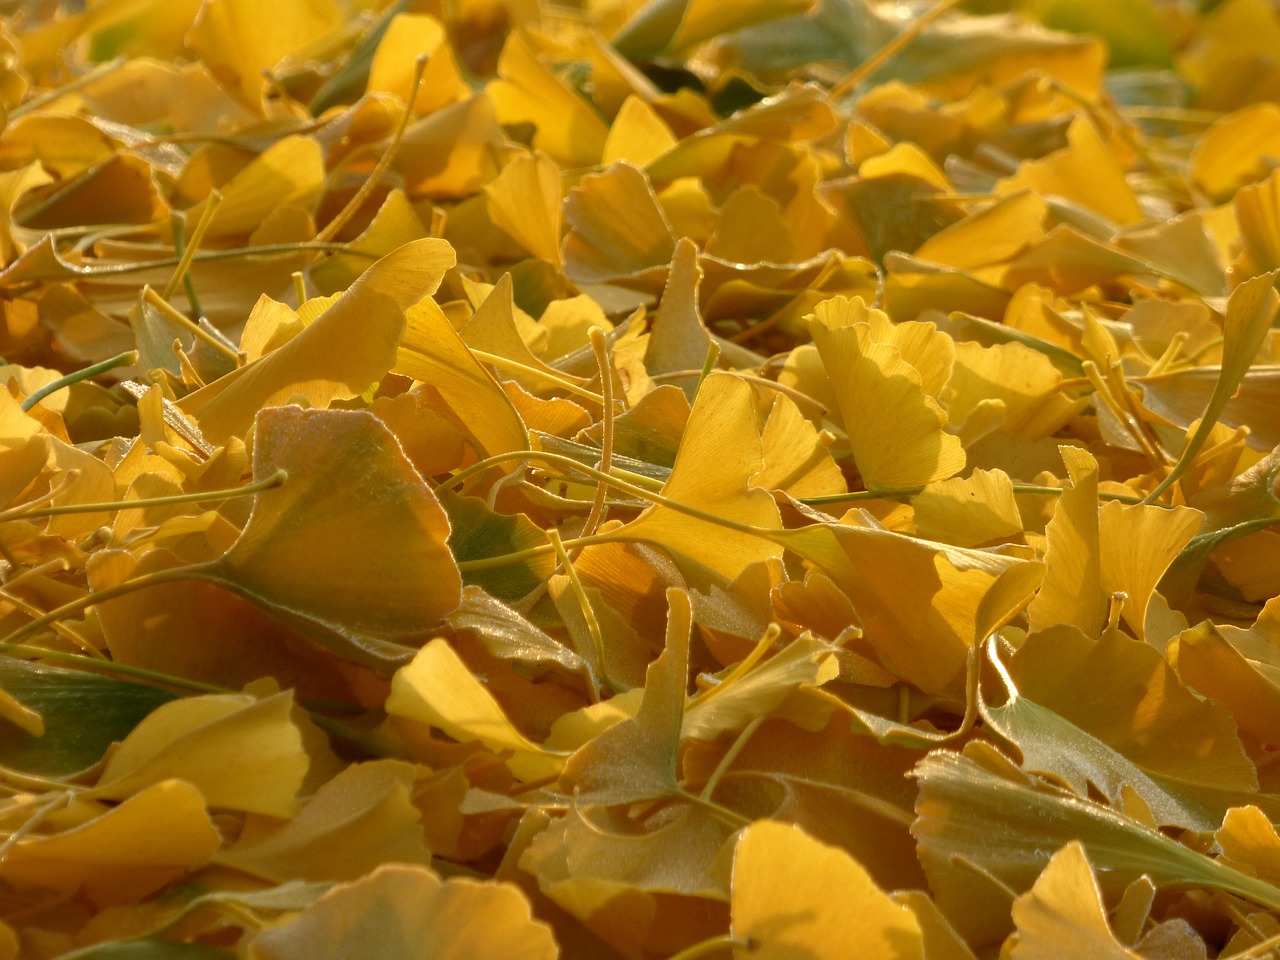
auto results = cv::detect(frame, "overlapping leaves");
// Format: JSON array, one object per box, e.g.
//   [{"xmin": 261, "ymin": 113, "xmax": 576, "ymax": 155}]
[{"xmin": 1, "ymin": 1, "xmax": 1280, "ymax": 958}]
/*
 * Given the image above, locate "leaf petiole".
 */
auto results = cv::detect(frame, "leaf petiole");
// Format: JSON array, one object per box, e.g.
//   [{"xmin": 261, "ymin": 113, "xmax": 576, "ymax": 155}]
[{"xmin": 0, "ymin": 469, "xmax": 287, "ymax": 523}]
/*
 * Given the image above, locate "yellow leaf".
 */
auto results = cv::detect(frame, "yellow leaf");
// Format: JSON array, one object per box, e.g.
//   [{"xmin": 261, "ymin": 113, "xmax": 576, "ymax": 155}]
[
  {"xmin": 603, "ymin": 96, "xmax": 678, "ymax": 166},
  {"xmin": 912, "ymin": 468, "xmax": 1025, "ymax": 548},
  {"xmin": 564, "ymin": 159, "xmax": 674, "ymax": 281},
  {"xmin": 188, "ymin": 0, "xmax": 342, "ymax": 112},
  {"xmin": 218, "ymin": 760, "xmax": 430, "ymax": 883},
  {"xmin": 1027, "ymin": 446, "xmax": 1103, "ymax": 636},
  {"xmin": 617, "ymin": 374, "xmax": 782, "ymax": 580},
  {"xmin": 1191, "ymin": 102, "xmax": 1280, "ymax": 201},
  {"xmin": 366, "ymin": 13, "xmax": 468, "ymax": 116},
  {"xmin": 1098, "ymin": 499, "xmax": 1203, "ymax": 642},
  {"xmin": 179, "ymin": 238, "xmax": 455, "ymax": 444},
  {"xmin": 754, "ymin": 393, "xmax": 847, "ymax": 499},
  {"xmin": 0, "ymin": 780, "xmax": 218, "ymax": 906},
  {"xmin": 248, "ymin": 863, "xmax": 558, "ymax": 960},
  {"xmin": 93, "ymin": 691, "xmax": 308, "ymax": 817},
  {"xmin": 387, "ymin": 637, "xmax": 566, "ymax": 781},
  {"xmin": 731, "ymin": 820, "xmax": 924, "ymax": 960},
  {"xmin": 487, "ymin": 31, "xmax": 608, "ymax": 167},
  {"xmin": 1007, "ymin": 843, "xmax": 1140, "ymax": 960},
  {"xmin": 1217, "ymin": 805, "xmax": 1280, "ymax": 885},
  {"xmin": 560, "ymin": 588, "xmax": 690, "ymax": 804},
  {"xmin": 997, "ymin": 116, "xmax": 1142, "ymax": 225},
  {"xmin": 182, "ymin": 135, "xmax": 323, "ymax": 242},
  {"xmin": 197, "ymin": 406, "xmax": 462, "ymax": 666},
  {"xmin": 809, "ymin": 297, "xmax": 965, "ymax": 490},
  {"xmin": 781, "ymin": 524, "xmax": 1045, "ymax": 694},
  {"xmin": 485, "ymin": 152, "xmax": 563, "ymax": 266},
  {"xmin": 395, "ymin": 296, "xmax": 530, "ymax": 460}
]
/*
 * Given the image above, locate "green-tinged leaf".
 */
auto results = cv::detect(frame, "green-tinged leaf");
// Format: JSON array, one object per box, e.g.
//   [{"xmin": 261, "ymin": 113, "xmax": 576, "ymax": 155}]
[{"xmin": 0, "ymin": 658, "xmax": 176, "ymax": 777}]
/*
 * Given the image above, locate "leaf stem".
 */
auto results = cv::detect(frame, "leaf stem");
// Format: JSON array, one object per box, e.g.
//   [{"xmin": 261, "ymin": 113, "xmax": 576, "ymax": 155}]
[
  {"xmin": 0, "ymin": 642, "xmax": 230, "ymax": 695},
  {"xmin": 830, "ymin": 0, "xmax": 963, "ymax": 98},
  {"xmin": 0, "ymin": 469, "xmax": 287, "ymax": 523},
  {"xmin": 470, "ymin": 350, "xmax": 605, "ymax": 406},
  {"xmin": 548, "ymin": 529, "xmax": 610, "ymax": 701},
  {"xmin": 0, "ymin": 566, "xmax": 195, "ymax": 649},
  {"xmin": 579, "ymin": 326, "xmax": 616, "ymax": 542},
  {"xmin": 699, "ymin": 715, "xmax": 765, "ymax": 802},
  {"xmin": 165, "ymin": 189, "xmax": 222, "ymax": 312},
  {"xmin": 315, "ymin": 54, "xmax": 425, "ymax": 243},
  {"xmin": 21, "ymin": 351, "xmax": 138, "ymax": 412},
  {"xmin": 664, "ymin": 935, "xmax": 744, "ymax": 960},
  {"xmin": 142, "ymin": 287, "xmax": 242, "ymax": 365}
]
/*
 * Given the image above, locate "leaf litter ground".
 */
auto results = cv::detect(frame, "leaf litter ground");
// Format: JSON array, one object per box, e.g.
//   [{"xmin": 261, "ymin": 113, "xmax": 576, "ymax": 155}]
[{"xmin": 1, "ymin": 0, "xmax": 1280, "ymax": 957}]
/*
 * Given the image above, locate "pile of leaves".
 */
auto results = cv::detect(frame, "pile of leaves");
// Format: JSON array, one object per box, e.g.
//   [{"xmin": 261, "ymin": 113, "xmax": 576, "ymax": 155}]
[{"xmin": 1, "ymin": 0, "xmax": 1280, "ymax": 956}]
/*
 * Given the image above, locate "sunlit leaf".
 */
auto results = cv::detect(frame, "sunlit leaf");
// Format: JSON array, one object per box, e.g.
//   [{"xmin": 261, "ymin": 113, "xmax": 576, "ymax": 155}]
[
  {"xmin": 731, "ymin": 820, "xmax": 924, "ymax": 960},
  {"xmin": 0, "ymin": 780, "xmax": 219, "ymax": 906},
  {"xmin": 179, "ymin": 238, "xmax": 454, "ymax": 443},
  {"xmin": 92, "ymin": 691, "xmax": 308, "ymax": 817},
  {"xmin": 1006, "ymin": 842, "xmax": 1141, "ymax": 959},
  {"xmin": 248, "ymin": 863, "xmax": 558, "ymax": 960},
  {"xmin": 217, "ymin": 761, "xmax": 430, "ymax": 883},
  {"xmin": 193, "ymin": 406, "xmax": 462, "ymax": 666}
]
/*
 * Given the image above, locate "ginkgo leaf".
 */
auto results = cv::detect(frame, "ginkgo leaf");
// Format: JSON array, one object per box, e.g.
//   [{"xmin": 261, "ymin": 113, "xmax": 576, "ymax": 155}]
[
  {"xmin": 188, "ymin": 0, "xmax": 343, "ymax": 111},
  {"xmin": 1097, "ymin": 499, "xmax": 1203, "ymax": 642},
  {"xmin": 92, "ymin": 691, "xmax": 308, "ymax": 817},
  {"xmin": 248, "ymin": 863, "xmax": 558, "ymax": 960},
  {"xmin": 982, "ymin": 630, "xmax": 1264, "ymax": 830},
  {"xmin": 616, "ymin": 374, "xmax": 783, "ymax": 580},
  {"xmin": 387, "ymin": 637, "xmax": 567, "ymax": 781},
  {"xmin": 1168, "ymin": 620, "xmax": 1280, "ymax": 747},
  {"xmin": 181, "ymin": 136, "xmax": 324, "ymax": 242},
  {"xmin": 682, "ymin": 714, "xmax": 925, "ymax": 890},
  {"xmin": 395, "ymin": 296, "xmax": 530, "ymax": 460},
  {"xmin": 485, "ymin": 152, "xmax": 563, "ymax": 266},
  {"xmin": 753, "ymin": 393, "xmax": 845, "ymax": 499},
  {"xmin": 520, "ymin": 804, "xmax": 733, "ymax": 955},
  {"xmin": 730, "ymin": 820, "xmax": 925, "ymax": 960},
  {"xmin": 0, "ymin": 780, "xmax": 220, "ymax": 906},
  {"xmin": 612, "ymin": 0, "xmax": 813, "ymax": 58},
  {"xmin": 1144, "ymin": 270, "xmax": 1279, "ymax": 500},
  {"xmin": 559, "ymin": 588, "xmax": 690, "ymax": 804},
  {"xmin": 912, "ymin": 468, "xmax": 1024, "ymax": 548},
  {"xmin": 192, "ymin": 406, "xmax": 462, "ymax": 666},
  {"xmin": 562, "ymin": 161, "xmax": 675, "ymax": 287},
  {"xmin": 1006, "ymin": 842, "xmax": 1141, "ymax": 960},
  {"xmin": 997, "ymin": 116, "xmax": 1143, "ymax": 226},
  {"xmin": 310, "ymin": 189, "xmax": 428, "ymax": 296},
  {"xmin": 486, "ymin": 31, "xmax": 608, "ymax": 167},
  {"xmin": 603, "ymin": 97, "xmax": 678, "ymax": 166},
  {"xmin": 645, "ymin": 237, "xmax": 713, "ymax": 389},
  {"xmin": 809, "ymin": 297, "xmax": 965, "ymax": 490},
  {"xmin": 1191, "ymin": 102, "xmax": 1280, "ymax": 201},
  {"xmin": 90, "ymin": 548, "xmax": 357, "ymax": 701},
  {"xmin": 0, "ymin": 657, "xmax": 176, "ymax": 777},
  {"xmin": 218, "ymin": 760, "xmax": 430, "ymax": 883},
  {"xmin": 682, "ymin": 633, "xmax": 837, "ymax": 741},
  {"xmin": 912, "ymin": 748, "xmax": 1280, "ymax": 946},
  {"xmin": 1027, "ymin": 446, "xmax": 1103, "ymax": 635},
  {"xmin": 179, "ymin": 238, "xmax": 455, "ymax": 444},
  {"xmin": 779, "ymin": 523, "xmax": 1045, "ymax": 694},
  {"xmin": 365, "ymin": 13, "xmax": 468, "ymax": 116}
]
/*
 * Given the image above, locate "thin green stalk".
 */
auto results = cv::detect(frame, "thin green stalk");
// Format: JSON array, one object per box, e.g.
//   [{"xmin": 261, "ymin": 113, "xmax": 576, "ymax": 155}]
[
  {"xmin": 1, "ymin": 469, "xmax": 286, "ymax": 524},
  {"xmin": 0, "ymin": 642, "xmax": 230, "ymax": 695},
  {"xmin": 21, "ymin": 351, "xmax": 137, "ymax": 412},
  {"xmin": 699, "ymin": 715, "xmax": 765, "ymax": 802},
  {"xmin": 0, "ymin": 566, "xmax": 195, "ymax": 649},
  {"xmin": 440, "ymin": 451, "xmax": 765, "ymax": 536}
]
